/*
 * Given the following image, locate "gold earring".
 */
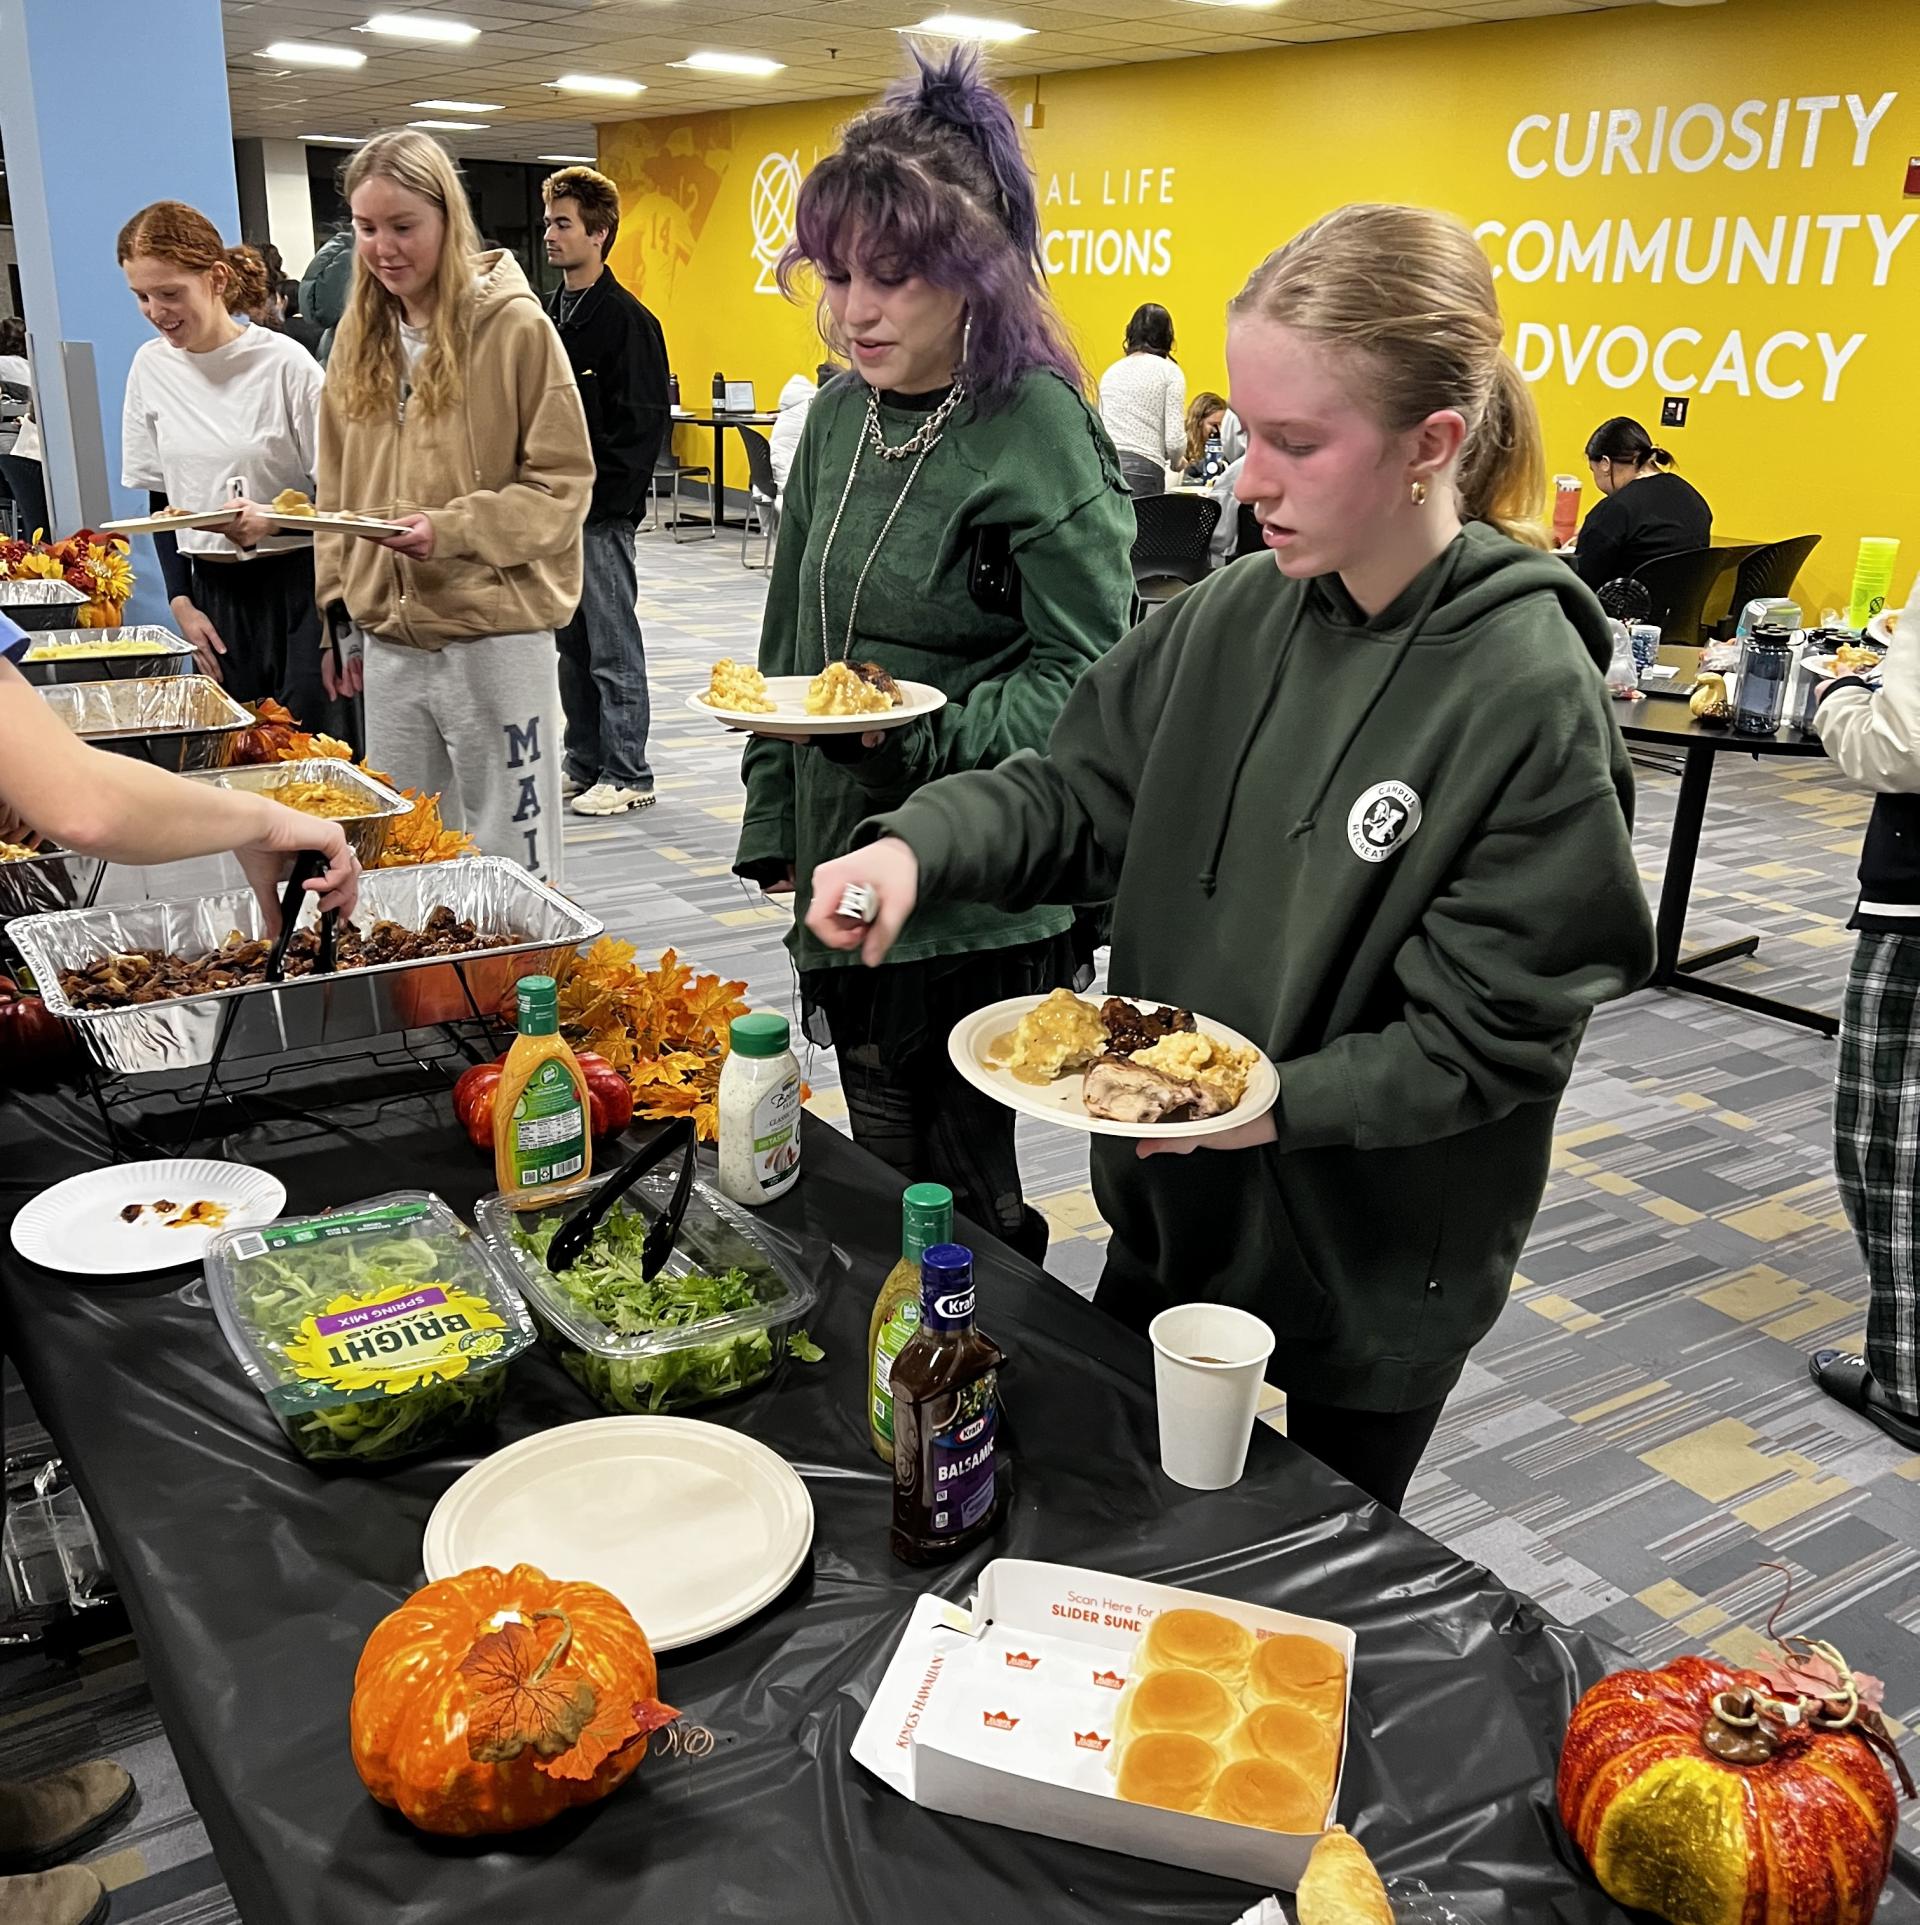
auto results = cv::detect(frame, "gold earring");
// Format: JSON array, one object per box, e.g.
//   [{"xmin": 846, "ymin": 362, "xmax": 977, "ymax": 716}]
[{"xmin": 1410, "ymin": 479, "xmax": 1429, "ymax": 507}]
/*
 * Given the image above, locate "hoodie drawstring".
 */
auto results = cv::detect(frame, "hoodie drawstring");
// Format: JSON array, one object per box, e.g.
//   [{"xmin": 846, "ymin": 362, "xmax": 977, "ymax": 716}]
[{"xmin": 1198, "ymin": 540, "xmax": 1467, "ymax": 894}]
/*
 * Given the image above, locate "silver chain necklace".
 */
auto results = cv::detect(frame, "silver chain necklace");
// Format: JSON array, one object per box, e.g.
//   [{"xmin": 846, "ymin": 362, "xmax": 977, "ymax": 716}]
[{"xmin": 815, "ymin": 377, "xmax": 965, "ymax": 668}]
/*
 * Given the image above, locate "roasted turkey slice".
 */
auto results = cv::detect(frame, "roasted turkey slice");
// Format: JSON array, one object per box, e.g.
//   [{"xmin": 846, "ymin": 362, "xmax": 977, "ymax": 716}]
[{"xmin": 1083, "ymin": 1057, "xmax": 1222, "ymax": 1124}]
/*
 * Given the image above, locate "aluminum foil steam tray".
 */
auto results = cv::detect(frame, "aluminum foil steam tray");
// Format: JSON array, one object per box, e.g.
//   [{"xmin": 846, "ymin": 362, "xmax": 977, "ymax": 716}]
[
  {"xmin": 11, "ymin": 857, "xmax": 604, "ymax": 1074},
  {"xmin": 37, "ymin": 676, "xmax": 252, "ymax": 772},
  {"xmin": 19, "ymin": 627, "xmax": 195, "ymax": 686},
  {"xmin": 0, "ymin": 579, "xmax": 89, "ymax": 632},
  {"xmin": 181, "ymin": 760, "xmax": 414, "ymax": 868},
  {"xmin": 0, "ymin": 844, "xmax": 107, "ymax": 930}
]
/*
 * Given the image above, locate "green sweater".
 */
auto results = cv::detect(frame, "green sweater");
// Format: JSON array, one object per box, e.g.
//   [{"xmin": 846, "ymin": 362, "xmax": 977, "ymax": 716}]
[
  {"xmin": 734, "ymin": 370, "xmax": 1135, "ymax": 971},
  {"xmin": 869, "ymin": 526, "xmax": 1657, "ymax": 1410}
]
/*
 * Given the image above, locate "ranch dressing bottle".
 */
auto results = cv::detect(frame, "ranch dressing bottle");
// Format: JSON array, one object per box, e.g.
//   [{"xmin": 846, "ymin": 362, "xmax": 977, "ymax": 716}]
[{"xmin": 717, "ymin": 1012, "xmax": 801, "ymax": 1206}]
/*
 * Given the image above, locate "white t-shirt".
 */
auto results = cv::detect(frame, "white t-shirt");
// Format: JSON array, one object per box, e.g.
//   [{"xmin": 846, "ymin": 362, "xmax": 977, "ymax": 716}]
[
  {"xmin": 0, "ymin": 355, "xmax": 30, "ymax": 387},
  {"xmin": 120, "ymin": 324, "xmax": 323, "ymax": 557},
  {"xmin": 1097, "ymin": 352, "xmax": 1186, "ymax": 466}
]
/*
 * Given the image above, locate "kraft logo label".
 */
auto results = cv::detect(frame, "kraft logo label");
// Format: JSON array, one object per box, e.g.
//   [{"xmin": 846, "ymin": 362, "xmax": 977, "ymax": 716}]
[
  {"xmin": 750, "ymin": 152, "xmax": 801, "ymax": 294},
  {"xmin": 1347, "ymin": 780, "xmax": 1422, "ymax": 863},
  {"xmin": 1074, "ymin": 1730, "xmax": 1111, "ymax": 1752},
  {"xmin": 1004, "ymin": 1650, "xmax": 1039, "ymax": 1670},
  {"xmin": 982, "ymin": 1710, "xmax": 1019, "ymax": 1731}
]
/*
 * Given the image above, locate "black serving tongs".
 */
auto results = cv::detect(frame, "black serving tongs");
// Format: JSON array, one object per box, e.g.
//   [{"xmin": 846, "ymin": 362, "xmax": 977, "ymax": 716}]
[{"xmin": 543, "ymin": 1114, "xmax": 696, "ymax": 1278}]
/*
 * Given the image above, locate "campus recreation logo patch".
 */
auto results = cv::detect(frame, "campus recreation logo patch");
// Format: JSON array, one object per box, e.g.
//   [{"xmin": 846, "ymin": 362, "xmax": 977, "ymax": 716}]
[{"xmin": 1346, "ymin": 780, "xmax": 1422, "ymax": 864}]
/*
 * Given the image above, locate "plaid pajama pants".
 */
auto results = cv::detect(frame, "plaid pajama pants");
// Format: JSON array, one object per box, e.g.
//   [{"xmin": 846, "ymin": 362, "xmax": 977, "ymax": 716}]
[{"xmin": 1835, "ymin": 932, "xmax": 1920, "ymax": 1417}]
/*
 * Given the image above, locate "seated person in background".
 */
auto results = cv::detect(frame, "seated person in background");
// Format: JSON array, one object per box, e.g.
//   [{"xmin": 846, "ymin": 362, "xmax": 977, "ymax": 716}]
[
  {"xmin": 1098, "ymin": 302, "xmax": 1184, "ymax": 497},
  {"xmin": 1181, "ymin": 389, "xmax": 1228, "ymax": 481},
  {"xmin": 1807, "ymin": 574, "xmax": 1920, "ymax": 1454},
  {"xmin": 1207, "ymin": 408, "xmax": 1250, "ymax": 568},
  {"xmin": 0, "ymin": 316, "xmax": 29, "ymax": 388},
  {"xmin": 768, "ymin": 362, "xmax": 836, "ymax": 495},
  {"xmin": 1572, "ymin": 414, "xmax": 1710, "ymax": 591}
]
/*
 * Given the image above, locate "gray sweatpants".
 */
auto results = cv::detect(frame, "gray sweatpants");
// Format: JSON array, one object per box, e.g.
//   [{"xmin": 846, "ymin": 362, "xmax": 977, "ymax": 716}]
[{"xmin": 364, "ymin": 631, "xmax": 564, "ymax": 884}]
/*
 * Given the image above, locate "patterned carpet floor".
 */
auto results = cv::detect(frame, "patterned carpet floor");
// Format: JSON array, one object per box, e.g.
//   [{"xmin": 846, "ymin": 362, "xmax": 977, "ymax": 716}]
[{"xmin": 6, "ymin": 527, "xmax": 1916, "ymax": 1916}]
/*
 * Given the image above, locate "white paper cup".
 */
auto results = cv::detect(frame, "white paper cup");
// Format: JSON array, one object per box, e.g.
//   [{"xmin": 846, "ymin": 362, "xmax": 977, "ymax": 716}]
[{"xmin": 1148, "ymin": 1303, "xmax": 1277, "ymax": 1491}]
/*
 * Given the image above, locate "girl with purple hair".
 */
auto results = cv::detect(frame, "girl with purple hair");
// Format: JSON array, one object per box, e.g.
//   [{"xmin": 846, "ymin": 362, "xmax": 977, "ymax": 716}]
[{"xmin": 732, "ymin": 47, "xmax": 1134, "ymax": 1263}]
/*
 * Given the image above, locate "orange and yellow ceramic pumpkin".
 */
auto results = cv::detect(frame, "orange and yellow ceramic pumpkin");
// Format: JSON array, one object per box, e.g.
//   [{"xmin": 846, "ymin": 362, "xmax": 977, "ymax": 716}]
[
  {"xmin": 351, "ymin": 1562, "xmax": 677, "ymax": 1836},
  {"xmin": 1559, "ymin": 1655, "xmax": 1898, "ymax": 1925}
]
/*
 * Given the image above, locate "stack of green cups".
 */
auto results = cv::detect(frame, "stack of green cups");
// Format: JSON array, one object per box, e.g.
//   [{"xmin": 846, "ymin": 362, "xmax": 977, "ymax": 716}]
[{"xmin": 1848, "ymin": 536, "xmax": 1900, "ymax": 630}]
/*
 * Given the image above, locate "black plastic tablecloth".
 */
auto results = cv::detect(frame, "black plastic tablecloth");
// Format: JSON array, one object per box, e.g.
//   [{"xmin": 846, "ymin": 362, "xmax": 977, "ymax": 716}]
[{"xmin": 3, "ymin": 1075, "xmax": 1916, "ymax": 1925}]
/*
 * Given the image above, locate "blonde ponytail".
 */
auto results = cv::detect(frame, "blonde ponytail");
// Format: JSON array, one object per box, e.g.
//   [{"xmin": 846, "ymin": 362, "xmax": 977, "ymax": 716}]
[{"xmin": 1230, "ymin": 203, "xmax": 1550, "ymax": 547}]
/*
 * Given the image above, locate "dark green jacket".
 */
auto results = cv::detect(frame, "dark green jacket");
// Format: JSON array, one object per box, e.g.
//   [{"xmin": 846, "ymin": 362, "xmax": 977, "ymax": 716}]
[
  {"xmin": 734, "ymin": 370, "xmax": 1134, "ymax": 971},
  {"xmin": 869, "ymin": 526, "xmax": 1657, "ymax": 1410}
]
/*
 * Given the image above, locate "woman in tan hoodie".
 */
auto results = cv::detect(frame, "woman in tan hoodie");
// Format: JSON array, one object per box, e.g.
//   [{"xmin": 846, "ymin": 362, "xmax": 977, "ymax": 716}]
[{"xmin": 316, "ymin": 130, "xmax": 591, "ymax": 882}]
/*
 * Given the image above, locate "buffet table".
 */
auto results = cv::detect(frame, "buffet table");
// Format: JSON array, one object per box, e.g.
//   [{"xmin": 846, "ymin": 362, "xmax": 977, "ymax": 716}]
[{"xmin": 4, "ymin": 1070, "xmax": 1917, "ymax": 1924}]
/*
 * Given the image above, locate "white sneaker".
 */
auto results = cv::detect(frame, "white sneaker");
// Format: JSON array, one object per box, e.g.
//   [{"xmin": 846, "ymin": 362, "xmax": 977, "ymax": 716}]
[
  {"xmin": 561, "ymin": 772, "xmax": 587, "ymax": 799},
  {"xmin": 572, "ymin": 782, "xmax": 656, "ymax": 817}
]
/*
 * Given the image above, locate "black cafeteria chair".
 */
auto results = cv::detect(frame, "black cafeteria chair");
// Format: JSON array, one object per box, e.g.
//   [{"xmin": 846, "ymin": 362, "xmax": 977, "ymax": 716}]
[
  {"xmin": 644, "ymin": 451, "xmax": 713, "ymax": 542},
  {"xmin": 1129, "ymin": 493, "xmax": 1220, "ymax": 622},
  {"xmin": 733, "ymin": 425, "xmax": 780, "ymax": 570},
  {"xmin": 1711, "ymin": 534, "xmax": 1823, "ymax": 637},
  {"xmin": 1627, "ymin": 546, "xmax": 1744, "ymax": 648}
]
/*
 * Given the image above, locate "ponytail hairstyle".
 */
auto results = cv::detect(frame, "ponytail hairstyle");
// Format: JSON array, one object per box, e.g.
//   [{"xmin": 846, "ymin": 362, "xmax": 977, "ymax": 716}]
[
  {"xmin": 115, "ymin": 202, "xmax": 270, "ymax": 316},
  {"xmin": 329, "ymin": 130, "xmax": 486, "ymax": 421},
  {"xmin": 1229, "ymin": 203, "xmax": 1549, "ymax": 547},
  {"xmin": 1584, "ymin": 415, "xmax": 1673, "ymax": 470},
  {"xmin": 777, "ymin": 44, "xmax": 1082, "ymax": 413}
]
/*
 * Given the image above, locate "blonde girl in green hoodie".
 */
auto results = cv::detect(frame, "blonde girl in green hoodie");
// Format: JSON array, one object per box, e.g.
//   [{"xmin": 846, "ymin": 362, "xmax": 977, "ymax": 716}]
[{"xmin": 808, "ymin": 204, "xmax": 1655, "ymax": 1511}]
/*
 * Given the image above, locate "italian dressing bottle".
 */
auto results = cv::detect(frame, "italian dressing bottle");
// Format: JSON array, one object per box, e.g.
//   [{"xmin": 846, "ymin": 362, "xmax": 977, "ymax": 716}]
[
  {"xmin": 493, "ymin": 975, "xmax": 592, "ymax": 1200},
  {"xmin": 867, "ymin": 1182, "xmax": 954, "ymax": 1464},
  {"xmin": 717, "ymin": 1012, "xmax": 801, "ymax": 1206}
]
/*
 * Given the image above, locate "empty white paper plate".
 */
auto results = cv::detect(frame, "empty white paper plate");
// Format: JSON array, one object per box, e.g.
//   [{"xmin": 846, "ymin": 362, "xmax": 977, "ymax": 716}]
[
  {"xmin": 422, "ymin": 1415, "xmax": 814, "ymax": 1651},
  {"xmin": 10, "ymin": 1159, "xmax": 287, "ymax": 1277}
]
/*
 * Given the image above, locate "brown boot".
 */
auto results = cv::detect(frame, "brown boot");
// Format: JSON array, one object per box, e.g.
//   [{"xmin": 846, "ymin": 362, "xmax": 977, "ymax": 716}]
[
  {"xmin": 0, "ymin": 1867, "xmax": 108, "ymax": 1925},
  {"xmin": 0, "ymin": 1765, "xmax": 133, "ymax": 1875}
]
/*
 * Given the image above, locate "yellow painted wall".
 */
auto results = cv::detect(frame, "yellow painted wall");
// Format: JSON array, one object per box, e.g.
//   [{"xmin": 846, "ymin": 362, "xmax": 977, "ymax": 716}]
[{"xmin": 601, "ymin": 0, "xmax": 1919, "ymax": 616}]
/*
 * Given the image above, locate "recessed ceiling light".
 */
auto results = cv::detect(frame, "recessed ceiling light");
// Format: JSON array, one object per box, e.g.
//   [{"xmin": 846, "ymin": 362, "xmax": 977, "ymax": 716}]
[
  {"xmin": 539, "ymin": 154, "xmax": 599, "ymax": 165},
  {"xmin": 300, "ymin": 135, "xmax": 365, "ymax": 147},
  {"xmin": 258, "ymin": 41, "xmax": 367, "ymax": 68},
  {"xmin": 410, "ymin": 119, "xmax": 487, "ymax": 131},
  {"xmin": 548, "ymin": 74, "xmax": 647, "ymax": 97},
  {"xmin": 673, "ymin": 50, "xmax": 786, "ymax": 76},
  {"xmin": 1176, "ymin": 0, "xmax": 1283, "ymax": 8},
  {"xmin": 898, "ymin": 12, "xmax": 1035, "ymax": 39},
  {"xmin": 361, "ymin": 13, "xmax": 481, "ymax": 44},
  {"xmin": 412, "ymin": 99, "xmax": 501, "ymax": 113}
]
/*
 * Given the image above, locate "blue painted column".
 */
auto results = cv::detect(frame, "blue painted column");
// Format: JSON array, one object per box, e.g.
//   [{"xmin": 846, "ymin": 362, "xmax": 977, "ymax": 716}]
[{"xmin": 0, "ymin": 0, "xmax": 240, "ymax": 622}]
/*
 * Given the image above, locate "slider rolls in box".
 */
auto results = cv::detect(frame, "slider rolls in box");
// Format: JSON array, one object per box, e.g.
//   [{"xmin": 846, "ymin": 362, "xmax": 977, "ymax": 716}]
[{"xmin": 851, "ymin": 1559, "xmax": 1353, "ymax": 1891}]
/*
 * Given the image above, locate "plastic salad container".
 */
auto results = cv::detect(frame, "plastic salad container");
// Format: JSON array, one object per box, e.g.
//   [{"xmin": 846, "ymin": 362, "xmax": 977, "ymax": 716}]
[
  {"xmin": 475, "ymin": 1165, "xmax": 820, "ymax": 1415},
  {"xmin": 205, "ymin": 1191, "xmax": 536, "ymax": 1466}
]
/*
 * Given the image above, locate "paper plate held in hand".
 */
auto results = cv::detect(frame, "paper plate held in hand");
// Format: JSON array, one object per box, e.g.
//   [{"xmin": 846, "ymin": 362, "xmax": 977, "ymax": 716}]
[
  {"xmin": 687, "ymin": 674, "xmax": 946, "ymax": 740},
  {"xmin": 948, "ymin": 993, "xmax": 1279, "ymax": 1141},
  {"xmin": 422, "ymin": 1415, "xmax": 814, "ymax": 1650},
  {"xmin": 10, "ymin": 1159, "xmax": 287, "ymax": 1277}
]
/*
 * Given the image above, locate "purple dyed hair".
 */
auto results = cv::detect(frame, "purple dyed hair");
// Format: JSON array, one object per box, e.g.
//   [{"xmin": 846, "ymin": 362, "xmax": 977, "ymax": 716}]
[{"xmin": 775, "ymin": 45, "xmax": 1082, "ymax": 413}]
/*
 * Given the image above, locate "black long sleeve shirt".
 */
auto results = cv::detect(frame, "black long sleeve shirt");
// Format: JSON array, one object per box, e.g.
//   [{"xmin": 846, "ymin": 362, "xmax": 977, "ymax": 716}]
[
  {"xmin": 546, "ymin": 269, "xmax": 669, "ymax": 524},
  {"xmin": 1573, "ymin": 470, "xmax": 1712, "ymax": 590}
]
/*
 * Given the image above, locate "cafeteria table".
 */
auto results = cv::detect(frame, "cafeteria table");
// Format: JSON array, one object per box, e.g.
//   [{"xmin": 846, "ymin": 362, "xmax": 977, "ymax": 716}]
[
  {"xmin": 669, "ymin": 408, "xmax": 778, "ymax": 531},
  {"xmin": 1619, "ymin": 688, "xmax": 1837, "ymax": 1037},
  {"xmin": 4, "ymin": 1066, "xmax": 1915, "ymax": 1923}
]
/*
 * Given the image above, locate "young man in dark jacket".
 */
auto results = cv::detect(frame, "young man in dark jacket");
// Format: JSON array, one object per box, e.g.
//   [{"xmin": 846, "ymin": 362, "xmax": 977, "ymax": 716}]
[{"xmin": 542, "ymin": 165, "xmax": 671, "ymax": 815}]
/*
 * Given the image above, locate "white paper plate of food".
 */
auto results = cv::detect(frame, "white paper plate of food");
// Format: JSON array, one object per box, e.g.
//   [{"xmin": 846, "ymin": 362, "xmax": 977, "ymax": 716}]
[
  {"xmin": 949, "ymin": 990, "xmax": 1279, "ymax": 1139},
  {"xmin": 1814, "ymin": 637, "xmax": 1886, "ymax": 680},
  {"xmin": 686, "ymin": 659, "xmax": 946, "ymax": 738},
  {"xmin": 9, "ymin": 1159, "xmax": 287, "ymax": 1277},
  {"xmin": 98, "ymin": 508, "xmax": 244, "ymax": 537},
  {"xmin": 423, "ymin": 1416, "xmax": 814, "ymax": 1651},
  {"xmin": 1867, "ymin": 607, "xmax": 1901, "ymax": 647}
]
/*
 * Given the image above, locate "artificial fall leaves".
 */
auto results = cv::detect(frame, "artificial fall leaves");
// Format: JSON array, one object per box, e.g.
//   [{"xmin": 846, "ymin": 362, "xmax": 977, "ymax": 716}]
[
  {"xmin": 457, "ymin": 1610, "xmax": 677, "ymax": 1784},
  {"xmin": 231, "ymin": 698, "xmax": 477, "ymax": 867},
  {"xmin": 548, "ymin": 941, "xmax": 748, "ymax": 1143}
]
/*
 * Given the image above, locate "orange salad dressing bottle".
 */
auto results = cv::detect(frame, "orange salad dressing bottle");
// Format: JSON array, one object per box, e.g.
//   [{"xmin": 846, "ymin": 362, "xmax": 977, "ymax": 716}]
[{"xmin": 493, "ymin": 975, "xmax": 593, "ymax": 1200}]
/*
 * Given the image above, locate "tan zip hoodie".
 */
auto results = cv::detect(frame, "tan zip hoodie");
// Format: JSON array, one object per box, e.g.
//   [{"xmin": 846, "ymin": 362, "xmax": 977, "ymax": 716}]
[{"xmin": 315, "ymin": 250, "xmax": 592, "ymax": 649}]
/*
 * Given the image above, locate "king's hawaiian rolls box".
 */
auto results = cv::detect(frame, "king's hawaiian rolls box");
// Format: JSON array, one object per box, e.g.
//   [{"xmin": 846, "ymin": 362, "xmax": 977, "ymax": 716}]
[{"xmin": 850, "ymin": 1559, "xmax": 1355, "ymax": 1890}]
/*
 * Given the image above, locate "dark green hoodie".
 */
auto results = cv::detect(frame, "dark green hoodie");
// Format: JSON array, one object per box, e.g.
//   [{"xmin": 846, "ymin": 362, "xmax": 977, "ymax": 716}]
[{"xmin": 866, "ymin": 524, "xmax": 1656, "ymax": 1411}]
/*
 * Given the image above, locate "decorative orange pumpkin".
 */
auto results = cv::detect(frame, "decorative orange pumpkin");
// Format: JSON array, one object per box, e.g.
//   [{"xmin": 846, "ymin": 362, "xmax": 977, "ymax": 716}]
[
  {"xmin": 350, "ymin": 1562, "xmax": 677, "ymax": 1836},
  {"xmin": 1559, "ymin": 1653, "xmax": 1907, "ymax": 1925}
]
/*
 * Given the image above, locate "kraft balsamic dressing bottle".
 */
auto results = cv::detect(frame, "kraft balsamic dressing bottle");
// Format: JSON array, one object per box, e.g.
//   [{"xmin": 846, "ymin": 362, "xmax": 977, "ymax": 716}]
[{"xmin": 889, "ymin": 1245, "xmax": 1007, "ymax": 1565}]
